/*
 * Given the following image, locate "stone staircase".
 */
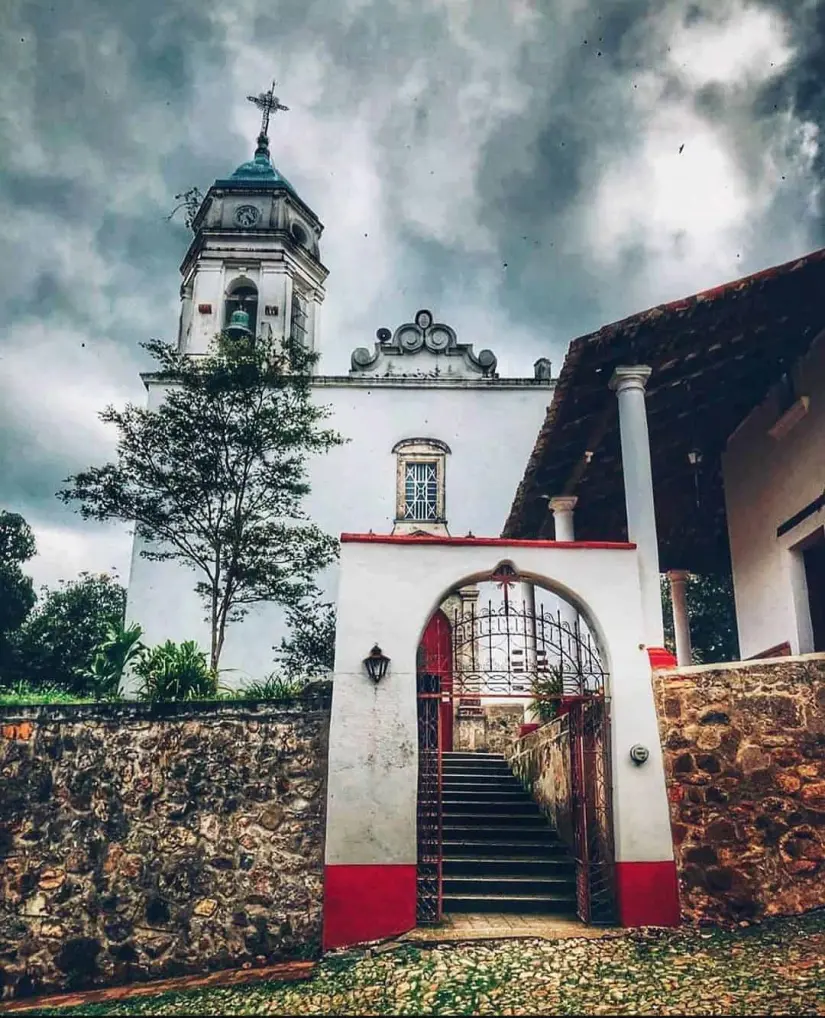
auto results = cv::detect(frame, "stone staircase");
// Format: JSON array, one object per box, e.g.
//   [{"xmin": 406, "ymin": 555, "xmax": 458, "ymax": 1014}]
[{"xmin": 441, "ymin": 751, "xmax": 578, "ymax": 915}]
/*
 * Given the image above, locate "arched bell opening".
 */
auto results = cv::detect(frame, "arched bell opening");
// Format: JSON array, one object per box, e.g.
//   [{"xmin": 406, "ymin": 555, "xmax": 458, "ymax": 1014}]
[
  {"xmin": 415, "ymin": 562, "xmax": 616, "ymax": 929},
  {"xmin": 224, "ymin": 279, "xmax": 259, "ymax": 339}
]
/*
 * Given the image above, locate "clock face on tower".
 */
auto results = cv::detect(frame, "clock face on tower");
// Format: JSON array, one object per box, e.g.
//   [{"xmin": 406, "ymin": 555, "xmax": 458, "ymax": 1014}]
[{"xmin": 234, "ymin": 204, "xmax": 261, "ymax": 227}]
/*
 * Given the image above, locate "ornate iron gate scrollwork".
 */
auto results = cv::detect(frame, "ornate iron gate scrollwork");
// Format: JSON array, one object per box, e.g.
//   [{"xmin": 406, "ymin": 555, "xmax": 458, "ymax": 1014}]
[
  {"xmin": 569, "ymin": 697, "xmax": 616, "ymax": 924},
  {"xmin": 450, "ymin": 599, "xmax": 607, "ymax": 699},
  {"xmin": 416, "ymin": 668, "xmax": 442, "ymax": 924}
]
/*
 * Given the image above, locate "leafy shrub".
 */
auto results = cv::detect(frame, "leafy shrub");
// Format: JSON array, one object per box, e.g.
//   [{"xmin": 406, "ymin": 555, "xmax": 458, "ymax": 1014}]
[
  {"xmin": 530, "ymin": 665, "xmax": 563, "ymax": 724},
  {"xmin": 239, "ymin": 673, "xmax": 307, "ymax": 701},
  {"xmin": 85, "ymin": 622, "xmax": 145, "ymax": 699},
  {"xmin": 134, "ymin": 641, "xmax": 217, "ymax": 701}
]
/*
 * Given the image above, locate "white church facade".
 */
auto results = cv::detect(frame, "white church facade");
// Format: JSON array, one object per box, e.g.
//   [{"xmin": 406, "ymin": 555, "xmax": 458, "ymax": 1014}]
[{"xmin": 124, "ymin": 123, "xmax": 556, "ymax": 683}]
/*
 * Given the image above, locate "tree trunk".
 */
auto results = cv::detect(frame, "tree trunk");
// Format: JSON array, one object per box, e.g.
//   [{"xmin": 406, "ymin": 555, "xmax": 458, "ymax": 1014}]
[{"xmin": 210, "ymin": 581, "xmax": 220, "ymax": 673}]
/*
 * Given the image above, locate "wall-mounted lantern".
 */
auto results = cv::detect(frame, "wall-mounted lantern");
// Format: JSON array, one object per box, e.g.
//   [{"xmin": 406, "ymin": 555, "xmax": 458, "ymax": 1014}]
[
  {"xmin": 687, "ymin": 448, "xmax": 703, "ymax": 467},
  {"xmin": 363, "ymin": 645, "xmax": 390, "ymax": 683}
]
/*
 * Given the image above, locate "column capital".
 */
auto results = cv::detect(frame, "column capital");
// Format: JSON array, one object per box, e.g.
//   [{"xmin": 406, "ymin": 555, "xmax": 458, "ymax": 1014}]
[
  {"xmin": 548, "ymin": 495, "xmax": 579, "ymax": 515},
  {"xmin": 609, "ymin": 365, "xmax": 652, "ymax": 394},
  {"xmin": 667, "ymin": 569, "xmax": 691, "ymax": 583}
]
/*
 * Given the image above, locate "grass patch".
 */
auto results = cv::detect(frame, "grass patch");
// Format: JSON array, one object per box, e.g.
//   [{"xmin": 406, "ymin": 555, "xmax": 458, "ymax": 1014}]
[{"xmin": 0, "ymin": 683, "xmax": 96, "ymax": 706}]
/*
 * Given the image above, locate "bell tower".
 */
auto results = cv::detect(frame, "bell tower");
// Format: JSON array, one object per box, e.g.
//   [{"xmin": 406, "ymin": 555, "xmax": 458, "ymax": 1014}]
[{"xmin": 177, "ymin": 83, "xmax": 328, "ymax": 365}]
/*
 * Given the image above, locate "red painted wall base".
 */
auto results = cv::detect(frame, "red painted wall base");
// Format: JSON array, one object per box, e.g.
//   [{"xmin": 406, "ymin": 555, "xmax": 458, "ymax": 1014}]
[
  {"xmin": 615, "ymin": 860, "xmax": 681, "ymax": 927},
  {"xmin": 322, "ymin": 864, "xmax": 417, "ymax": 950},
  {"xmin": 647, "ymin": 647, "xmax": 678, "ymax": 669}
]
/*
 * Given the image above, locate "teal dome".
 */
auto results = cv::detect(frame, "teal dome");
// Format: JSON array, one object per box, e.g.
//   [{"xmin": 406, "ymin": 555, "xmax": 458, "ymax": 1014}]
[{"xmin": 222, "ymin": 132, "xmax": 295, "ymax": 192}]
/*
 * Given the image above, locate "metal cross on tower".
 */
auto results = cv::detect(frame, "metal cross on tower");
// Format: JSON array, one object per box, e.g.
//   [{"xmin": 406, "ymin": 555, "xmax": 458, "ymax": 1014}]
[{"xmin": 246, "ymin": 81, "xmax": 289, "ymax": 136}]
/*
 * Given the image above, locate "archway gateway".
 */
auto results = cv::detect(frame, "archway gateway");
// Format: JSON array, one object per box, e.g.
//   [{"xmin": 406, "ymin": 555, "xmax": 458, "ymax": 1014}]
[
  {"xmin": 322, "ymin": 534, "xmax": 680, "ymax": 951},
  {"xmin": 415, "ymin": 564, "xmax": 614, "ymax": 925}
]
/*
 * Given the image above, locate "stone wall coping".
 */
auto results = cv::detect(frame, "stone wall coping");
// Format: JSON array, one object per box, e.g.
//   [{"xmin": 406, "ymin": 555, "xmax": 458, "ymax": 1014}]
[
  {"xmin": 0, "ymin": 690, "xmax": 332, "ymax": 724},
  {"xmin": 653, "ymin": 652, "xmax": 825, "ymax": 677}
]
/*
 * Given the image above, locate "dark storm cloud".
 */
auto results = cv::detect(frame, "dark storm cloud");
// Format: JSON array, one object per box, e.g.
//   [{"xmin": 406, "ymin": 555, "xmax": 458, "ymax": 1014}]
[{"xmin": 1, "ymin": 0, "xmax": 822, "ymax": 585}]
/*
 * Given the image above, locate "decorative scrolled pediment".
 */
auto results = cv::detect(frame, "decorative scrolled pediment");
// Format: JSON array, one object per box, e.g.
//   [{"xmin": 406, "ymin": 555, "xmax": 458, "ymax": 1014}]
[{"xmin": 350, "ymin": 309, "xmax": 498, "ymax": 378}]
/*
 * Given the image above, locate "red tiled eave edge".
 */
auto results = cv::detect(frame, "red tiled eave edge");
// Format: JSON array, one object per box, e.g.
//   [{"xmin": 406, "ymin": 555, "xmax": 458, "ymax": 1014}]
[
  {"xmin": 340, "ymin": 533, "xmax": 637, "ymax": 549},
  {"xmin": 0, "ymin": 961, "xmax": 315, "ymax": 1015}
]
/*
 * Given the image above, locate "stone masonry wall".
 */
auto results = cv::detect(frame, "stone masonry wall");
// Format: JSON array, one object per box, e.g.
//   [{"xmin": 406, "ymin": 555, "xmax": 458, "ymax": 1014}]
[
  {"xmin": 505, "ymin": 715, "xmax": 574, "ymax": 851},
  {"xmin": 0, "ymin": 693, "xmax": 330, "ymax": 1000},
  {"xmin": 653, "ymin": 655, "xmax": 825, "ymax": 924},
  {"xmin": 454, "ymin": 705, "xmax": 524, "ymax": 754}
]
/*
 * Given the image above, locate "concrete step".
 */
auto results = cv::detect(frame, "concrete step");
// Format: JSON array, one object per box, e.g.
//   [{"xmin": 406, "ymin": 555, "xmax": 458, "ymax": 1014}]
[
  {"xmin": 442, "ymin": 762, "xmax": 512, "ymax": 774},
  {"xmin": 443, "ymin": 893, "xmax": 578, "ymax": 914},
  {"xmin": 442, "ymin": 836, "xmax": 569, "ymax": 857},
  {"xmin": 443, "ymin": 874, "xmax": 576, "ymax": 896},
  {"xmin": 442, "ymin": 824, "xmax": 560, "ymax": 843},
  {"xmin": 442, "ymin": 753, "xmax": 506, "ymax": 760},
  {"xmin": 442, "ymin": 774, "xmax": 517, "ymax": 785},
  {"xmin": 440, "ymin": 789, "xmax": 529, "ymax": 798},
  {"xmin": 442, "ymin": 811, "xmax": 548, "ymax": 827},
  {"xmin": 442, "ymin": 756, "xmax": 509, "ymax": 769},
  {"xmin": 442, "ymin": 800, "xmax": 538, "ymax": 815},
  {"xmin": 441, "ymin": 780, "xmax": 525, "ymax": 794},
  {"xmin": 443, "ymin": 856, "xmax": 576, "ymax": 877}
]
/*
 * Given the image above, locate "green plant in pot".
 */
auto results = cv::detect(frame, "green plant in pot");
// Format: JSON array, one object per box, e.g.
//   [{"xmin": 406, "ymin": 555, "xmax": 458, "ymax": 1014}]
[{"xmin": 529, "ymin": 665, "xmax": 563, "ymax": 724}]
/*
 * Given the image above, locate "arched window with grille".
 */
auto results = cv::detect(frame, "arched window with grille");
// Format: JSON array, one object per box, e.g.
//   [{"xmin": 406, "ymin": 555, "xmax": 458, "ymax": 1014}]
[{"xmin": 392, "ymin": 438, "xmax": 451, "ymax": 534}]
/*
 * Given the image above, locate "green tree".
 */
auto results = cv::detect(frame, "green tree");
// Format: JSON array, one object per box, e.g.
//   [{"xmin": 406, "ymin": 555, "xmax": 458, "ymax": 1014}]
[
  {"xmin": 13, "ymin": 572, "xmax": 126, "ymax": 693},
  {"xmin": 661, "ymin": 572, "xmax": 739, "ymax": 664},
  {"xmin": 275, "ymin": 596, "xmax": 336, "ymax": 682},
  {"xmin": 0, "ymin": 511, "xmax": 37, "ymax": 680},
  {"xmin": 59, "ymin": 334, "xmax": 344, "ymax": 672}
]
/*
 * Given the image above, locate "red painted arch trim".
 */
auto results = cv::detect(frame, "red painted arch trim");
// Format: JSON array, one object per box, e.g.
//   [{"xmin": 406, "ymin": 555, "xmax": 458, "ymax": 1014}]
[{"xmin": 340, "ymin": 533, "xmax": 637, "ymax": 550}]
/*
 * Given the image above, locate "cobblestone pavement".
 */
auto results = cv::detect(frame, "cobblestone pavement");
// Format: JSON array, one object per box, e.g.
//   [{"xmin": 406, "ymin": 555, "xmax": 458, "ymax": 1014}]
[{"xmin": 24, "ymin": 909, "xmax": 825, "ymax": 1016}]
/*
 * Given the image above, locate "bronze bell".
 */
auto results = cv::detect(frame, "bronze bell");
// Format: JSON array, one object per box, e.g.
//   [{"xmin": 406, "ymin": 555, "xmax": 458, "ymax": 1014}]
[{"xmin": 225, "ymin": 307, "xmax": 252, "ymax": 340}]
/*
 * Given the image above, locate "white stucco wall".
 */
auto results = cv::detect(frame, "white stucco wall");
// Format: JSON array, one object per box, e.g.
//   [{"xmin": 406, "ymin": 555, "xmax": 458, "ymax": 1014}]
[
  {"xmin": 325, "ymin": 537, "xmax": 675, "ymax": 869},
  {"xmin": 124, "ymin": 378, "xmax": 552, "ymax": 685},
  {"xmin": 722, "ymin": 334, "xmax": 825, "ymax": 658}
]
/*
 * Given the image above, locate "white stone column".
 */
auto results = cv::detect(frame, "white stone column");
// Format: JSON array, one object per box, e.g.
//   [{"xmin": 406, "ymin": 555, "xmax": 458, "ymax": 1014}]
[
  {"xmin": 523, "ymin": 581, "xmax": 539, "ymax": 723},
  {"xmin": 549, "ymin": 495, "xmax": 578, "ymax": 543},
  {"xmin": 609, "ymin": 366, "xmax": 665, "ymax": 649},
  {"xmin": 549, "ymin": 496, "xmax": 580, "ymax": 694},
  {"xmin": 668, "ymin": 570, "xmax": 693, "ymax": 666}
]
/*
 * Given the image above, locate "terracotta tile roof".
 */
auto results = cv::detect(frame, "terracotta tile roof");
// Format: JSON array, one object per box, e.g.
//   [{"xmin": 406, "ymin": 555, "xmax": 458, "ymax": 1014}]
[{"xmin": 503, "ymin": 246, "xmax": 825, "ymax": 571}]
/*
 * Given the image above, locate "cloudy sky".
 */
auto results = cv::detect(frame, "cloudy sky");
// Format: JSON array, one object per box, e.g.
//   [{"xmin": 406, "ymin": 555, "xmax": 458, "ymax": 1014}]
[{"xmin": 1, "ymin": 0, "xmax": 823, "ymax": 592}]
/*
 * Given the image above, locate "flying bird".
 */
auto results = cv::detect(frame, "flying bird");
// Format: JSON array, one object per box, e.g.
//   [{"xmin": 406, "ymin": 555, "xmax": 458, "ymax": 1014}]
[{"xmin": 679, "ymin": 143, "xmax": 685, "ymax": 153}]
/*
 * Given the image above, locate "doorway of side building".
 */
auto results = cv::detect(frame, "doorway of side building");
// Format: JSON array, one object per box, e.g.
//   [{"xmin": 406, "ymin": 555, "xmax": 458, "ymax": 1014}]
[
  {"xmin": 802, "ymin": 529, "xmax": 825, "ymax": 652},
  {"xmin": 415, "ymin": 562, "xmax": 616, "ymax": 929}
]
